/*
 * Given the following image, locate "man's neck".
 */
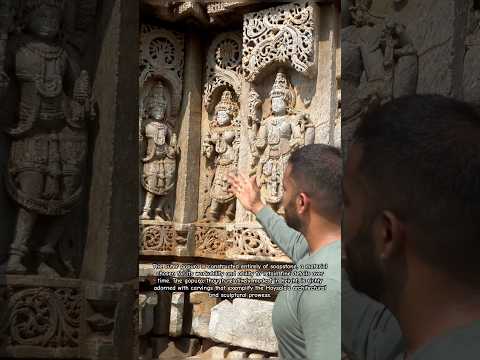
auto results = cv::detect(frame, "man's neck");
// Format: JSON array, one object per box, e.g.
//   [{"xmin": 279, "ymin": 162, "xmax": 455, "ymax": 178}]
[
  {"xmin": 304, "ymin": 215, "xmax": 340, "ymax": 254},
  {"xmin": 387, "ymin": 261, "xmax": 480, "ymax": 356}
]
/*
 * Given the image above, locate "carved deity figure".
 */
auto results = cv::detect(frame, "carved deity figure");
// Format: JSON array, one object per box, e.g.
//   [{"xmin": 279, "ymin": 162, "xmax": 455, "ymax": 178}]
[
  {"xmin": 140, "ymin": 82, "xmax": 178, "ymax": 221},
  {"xmin": 254, "ymin": 70, "xmax": 313, "ymax": 211},
  {"xmin": 0, "ymin": 0, "xmax": 91, "ymax": 275},
  {"xmin": 342, "ymin": 0, "xmax": 417, "ymax": 152},
  {"xmin": 202, "ymin": 90, "xmax": 239, "ymax": 221}
]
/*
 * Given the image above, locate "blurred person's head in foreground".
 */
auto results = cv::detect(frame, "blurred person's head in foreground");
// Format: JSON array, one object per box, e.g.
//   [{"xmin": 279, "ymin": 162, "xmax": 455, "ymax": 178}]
[{"xmin": 343, "ymin": 94, "xmax": 480, "ymax": 310}]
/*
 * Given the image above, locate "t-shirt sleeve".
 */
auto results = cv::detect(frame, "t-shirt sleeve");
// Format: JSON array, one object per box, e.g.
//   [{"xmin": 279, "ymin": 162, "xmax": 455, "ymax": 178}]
[
  {"xmin": 256, "ymin": 206, "xmax": 310, "ymax": 263},
  {"xmin": 299, "ymin": 284, "xmax": 341, "ymax": 360},
  {"xmin": 342, "ymin": 269, "xmax": 405, "ymax": 360}
]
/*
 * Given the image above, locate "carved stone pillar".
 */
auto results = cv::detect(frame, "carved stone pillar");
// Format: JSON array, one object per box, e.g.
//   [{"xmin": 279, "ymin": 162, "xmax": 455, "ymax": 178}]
[{"xmin": 174, "ymin": 29, "xmax": 203, "ymax": 225}]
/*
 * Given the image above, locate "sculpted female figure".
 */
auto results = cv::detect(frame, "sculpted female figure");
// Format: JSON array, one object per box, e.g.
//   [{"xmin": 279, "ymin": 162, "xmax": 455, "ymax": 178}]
[
  {"xmin": 0, "ymin": 0, "xmax": 91, "ymax": 275},
  {"xmin": 140, "ymin": 82, "xmax": 178, "ymax": 221},
  {"xmin": 202, "ymin": 90, "xmax": 239, "ymax": 221}
]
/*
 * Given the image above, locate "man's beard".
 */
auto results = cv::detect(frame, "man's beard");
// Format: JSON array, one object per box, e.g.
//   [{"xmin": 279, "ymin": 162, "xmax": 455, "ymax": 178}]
[
  {"xmin": 284, "ymin": 197, "xmax": 303, "ymax": 233},
  {"xmin": 344, "ymin": 217, "xmax": 385, "ymax": 302}
]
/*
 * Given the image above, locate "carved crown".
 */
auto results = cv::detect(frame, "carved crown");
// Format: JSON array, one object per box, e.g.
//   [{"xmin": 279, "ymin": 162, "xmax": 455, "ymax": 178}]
[
  {"xmin": 215, "ymin": 90, "xmax": 239, "ymax": 116},
  {"xmin": 24, "ymin": 0, "xmax": 65, "ymax": 15},
  {"xmin": 270, "ymin": 70, "xmax": 292, "ymax": 104},
  {"xmin": 146, "ymin": 82, "xmax": 168, "ymax": 110}
]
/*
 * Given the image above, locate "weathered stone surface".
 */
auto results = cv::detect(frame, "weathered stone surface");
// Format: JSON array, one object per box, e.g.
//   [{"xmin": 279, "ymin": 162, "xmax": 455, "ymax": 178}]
[
  {"xmin": 170, "ymin": 292, "xmax": 186, "ymax": 337},
  {"xmin": 208, "ymin": 299, "xmax": 277, "ymax": 353},
  {"xmin": 227, "ymin": 350, "xmax": 249, "ymax": 359},
  {"xmin": 153, "ymin": 291, "xmax": 172, "ymax": 336},
  {"xmin": 139, "ymin": 292, "xmax": 158, "ymax": 336},
  {"xmin": 190, "ymin": 291, "xmax": 218, "ymax": 338},
  {"xmin": 153, "ymin": 337, "xmax": 202, "ymax": 359}
]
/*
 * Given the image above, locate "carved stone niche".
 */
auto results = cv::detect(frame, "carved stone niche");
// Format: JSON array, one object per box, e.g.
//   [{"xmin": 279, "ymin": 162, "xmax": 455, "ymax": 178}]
[
  {"xmin": 139, "ymin": 25, "xmax": 184, "ymax": 224},
  {"xmin": 0, "ymin": 0, "xmax": 96, "ymax": 277}
]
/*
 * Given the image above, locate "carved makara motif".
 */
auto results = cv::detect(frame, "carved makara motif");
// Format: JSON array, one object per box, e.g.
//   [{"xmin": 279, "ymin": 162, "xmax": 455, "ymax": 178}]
[
  {"xmin": 227, "ymin": 227, "xmax": 288, "ymax": 260},
  {"xmin": 0, "ymin": 0, "xmax": 93, "ymax": 276},
  {"xmin": 251, "ymin": 70, "xmax": 314, "ymax": 211},
  {"xmin": 201, "ymin": 90, "xmax": 240, "ymax": 222},
  {"xmin": 140, "ymin": 223, "xmax": 177, "ymax": 253},
  {"xmin": 140, "ymin": 82, "xmax": 179, "ymax": 221},
  {"xmin": 0, "ymin": 287, "xmax": 81, "ymax": 347},
  {"xmin": 194, "ymin": 225, "xmax": 230, "ymax": 257},
  {"xmin": 242, "ymin": 2, "xmax": 316, "ymax": 82}
]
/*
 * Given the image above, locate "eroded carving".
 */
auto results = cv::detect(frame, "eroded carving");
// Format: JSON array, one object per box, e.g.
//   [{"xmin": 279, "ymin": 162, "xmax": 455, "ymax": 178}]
[
  {"xmin": 204, "ymin": 32, "xmax": 242, "ymax": 112},
  {"xmin": 251, "ymin": 70, "xmax": 314, "ymax": 211},
  {"xmin": 0, "ymin": 1, "xmax": 93, "ymax": 275},
  {"xmin": 201, "ymin": 90, "xmax": 240, "ymax": 222},
  {"xmin": 195, "ymin": 225, "xmax": 230, "ymax": 258},
  {"xmin": 140, "ymin": 223, "xmax": 177, "ymax": 253},
  {"xmin": 342, "ymin": 0, "xmax": 418, "ymax": 126},
  {"xmin": 0, "ymin": 287, "xmax": 81, "ymax": 347},
  {"xmin": 242, "ymin": 2, "xmax": 316, "ymax": 82},
  {"xmin": 227, "ymin": 228, "xmax": 288, "ymax": 260},
  {"xmin": 140, "ymin": 82, "xmax": 179, "ymax": 221}
]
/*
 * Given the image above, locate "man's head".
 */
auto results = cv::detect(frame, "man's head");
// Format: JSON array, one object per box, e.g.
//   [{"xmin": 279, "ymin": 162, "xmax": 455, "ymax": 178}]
[
  {"xmin": 343, "ymin": 95, "xmax": 480, "ymax": 304},
  {"xmin": 281, "ymin": 144, "xmax": 342, "ymax": 233}
]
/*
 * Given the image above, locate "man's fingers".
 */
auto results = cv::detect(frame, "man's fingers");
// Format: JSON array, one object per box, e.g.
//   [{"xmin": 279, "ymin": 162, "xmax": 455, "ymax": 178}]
[
  {"xmin": 227, "ymin": 174, "xmax": 241, "ymax": 187},
  {"xmin": 239, "ymin": 173, "xmax": 249, "ymax": 185}
]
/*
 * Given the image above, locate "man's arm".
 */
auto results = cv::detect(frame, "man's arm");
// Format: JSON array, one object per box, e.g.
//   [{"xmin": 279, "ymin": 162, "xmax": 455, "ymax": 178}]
[
  {"xmin": 227, "ymin": 173, "xmax": 309, "ymax": 263},
  {"xmin": 256, "ymin": 206, "xmax": 309, "ymax": 263},
  {"xmin": 342, "ymin": 269, "xmax": 404, "ymax": 360}
]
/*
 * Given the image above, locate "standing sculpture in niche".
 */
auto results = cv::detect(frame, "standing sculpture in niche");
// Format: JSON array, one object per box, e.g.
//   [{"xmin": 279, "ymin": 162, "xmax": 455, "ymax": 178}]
[
  {"xmin": 202, "ymin": 90, "xmax": 240, "ymax": 222},
  {"xmin": 0, "ymin": 0, "xmax": 91, "ymax": 275},
  {"xmin": 254, "ymin": 70, "xmax": 314, "ymax": 212},
  {"xmin": 140, "ymin": 82, "xmax": 178, "ymax": 221}
]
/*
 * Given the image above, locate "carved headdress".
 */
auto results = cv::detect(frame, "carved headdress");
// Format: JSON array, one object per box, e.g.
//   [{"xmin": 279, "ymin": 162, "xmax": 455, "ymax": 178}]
[
  {"xmin": 270, "ymin": 70, "xmax": 292, "ymax": 106},
  {"xmin": 146, "ymin": 82, "xmax": 168, "ymax": 112},
  {"xmin": 215, "ymin": 90, "xmax": 239, "ymax": 116}
]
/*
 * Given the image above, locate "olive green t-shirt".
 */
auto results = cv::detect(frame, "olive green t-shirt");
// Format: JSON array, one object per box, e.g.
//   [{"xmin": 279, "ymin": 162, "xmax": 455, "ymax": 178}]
[
  {"xmin": 256, "ymin": 207, "xmax": 341, "ymax": 360},
  {"xmin": 342, "ymin": 266, "xmax": 480, "ymax": 360}
]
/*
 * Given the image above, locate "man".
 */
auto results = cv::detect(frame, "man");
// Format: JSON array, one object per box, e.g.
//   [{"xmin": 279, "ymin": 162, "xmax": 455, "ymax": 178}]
[
  {"xmin": 228, "ymin": 144, "xmax": 342, "ymax": 360},
  {"xmin": 342, "ymin": 95, "xmax": 480, "ymax": 360}
]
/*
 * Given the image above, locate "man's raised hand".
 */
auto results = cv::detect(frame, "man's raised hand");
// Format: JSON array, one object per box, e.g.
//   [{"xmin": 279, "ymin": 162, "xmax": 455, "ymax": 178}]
[{"xmin": 227, "ymin": 173, "xmax": 264, "ymax": 215}]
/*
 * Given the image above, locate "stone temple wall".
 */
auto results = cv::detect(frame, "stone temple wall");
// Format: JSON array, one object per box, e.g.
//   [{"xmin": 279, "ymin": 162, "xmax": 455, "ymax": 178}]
[
  {"xmin": 138, "ymin": 1, "xmax": 340, "ymax": 359},
  {"xmin": 342, "ymin": 0, "xmax": 480, "ymax": 150},
  {"xmin": 0, "ymin": 0, "xmax": 139, "ymax": 359}
]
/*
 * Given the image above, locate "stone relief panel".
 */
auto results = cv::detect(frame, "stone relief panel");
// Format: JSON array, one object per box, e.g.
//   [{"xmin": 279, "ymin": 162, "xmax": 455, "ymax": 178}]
[
  {"xmin": 0, "ymin": 0, "xmax": 96, "ymax": 276},
  {"xmin": 200, "ymin": 90, "xmax": 240, "ymax": 222},
  {"xmin": 249, "ymin": 70, "xmax": 314, "ymax": 212},
  {"xmin": 342, "ymin": 0, "xmax": 418, "ymax": 126},
  {"xmin": 242, "ymin": 1, "xmax": 317, "ymax": 82},
  {"xmin": 139, "ymin": 25, "xmax": 184, "ymax": 222}
]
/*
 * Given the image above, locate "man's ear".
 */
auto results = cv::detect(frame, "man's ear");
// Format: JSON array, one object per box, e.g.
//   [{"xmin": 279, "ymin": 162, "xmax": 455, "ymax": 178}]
[
  {"xmin": 297, "ymin": 192, "xmax": 310, "ymax": 215},
  {"xmin": 372, "ymin": 210, "xmax": 405, "ymax": 260}
]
